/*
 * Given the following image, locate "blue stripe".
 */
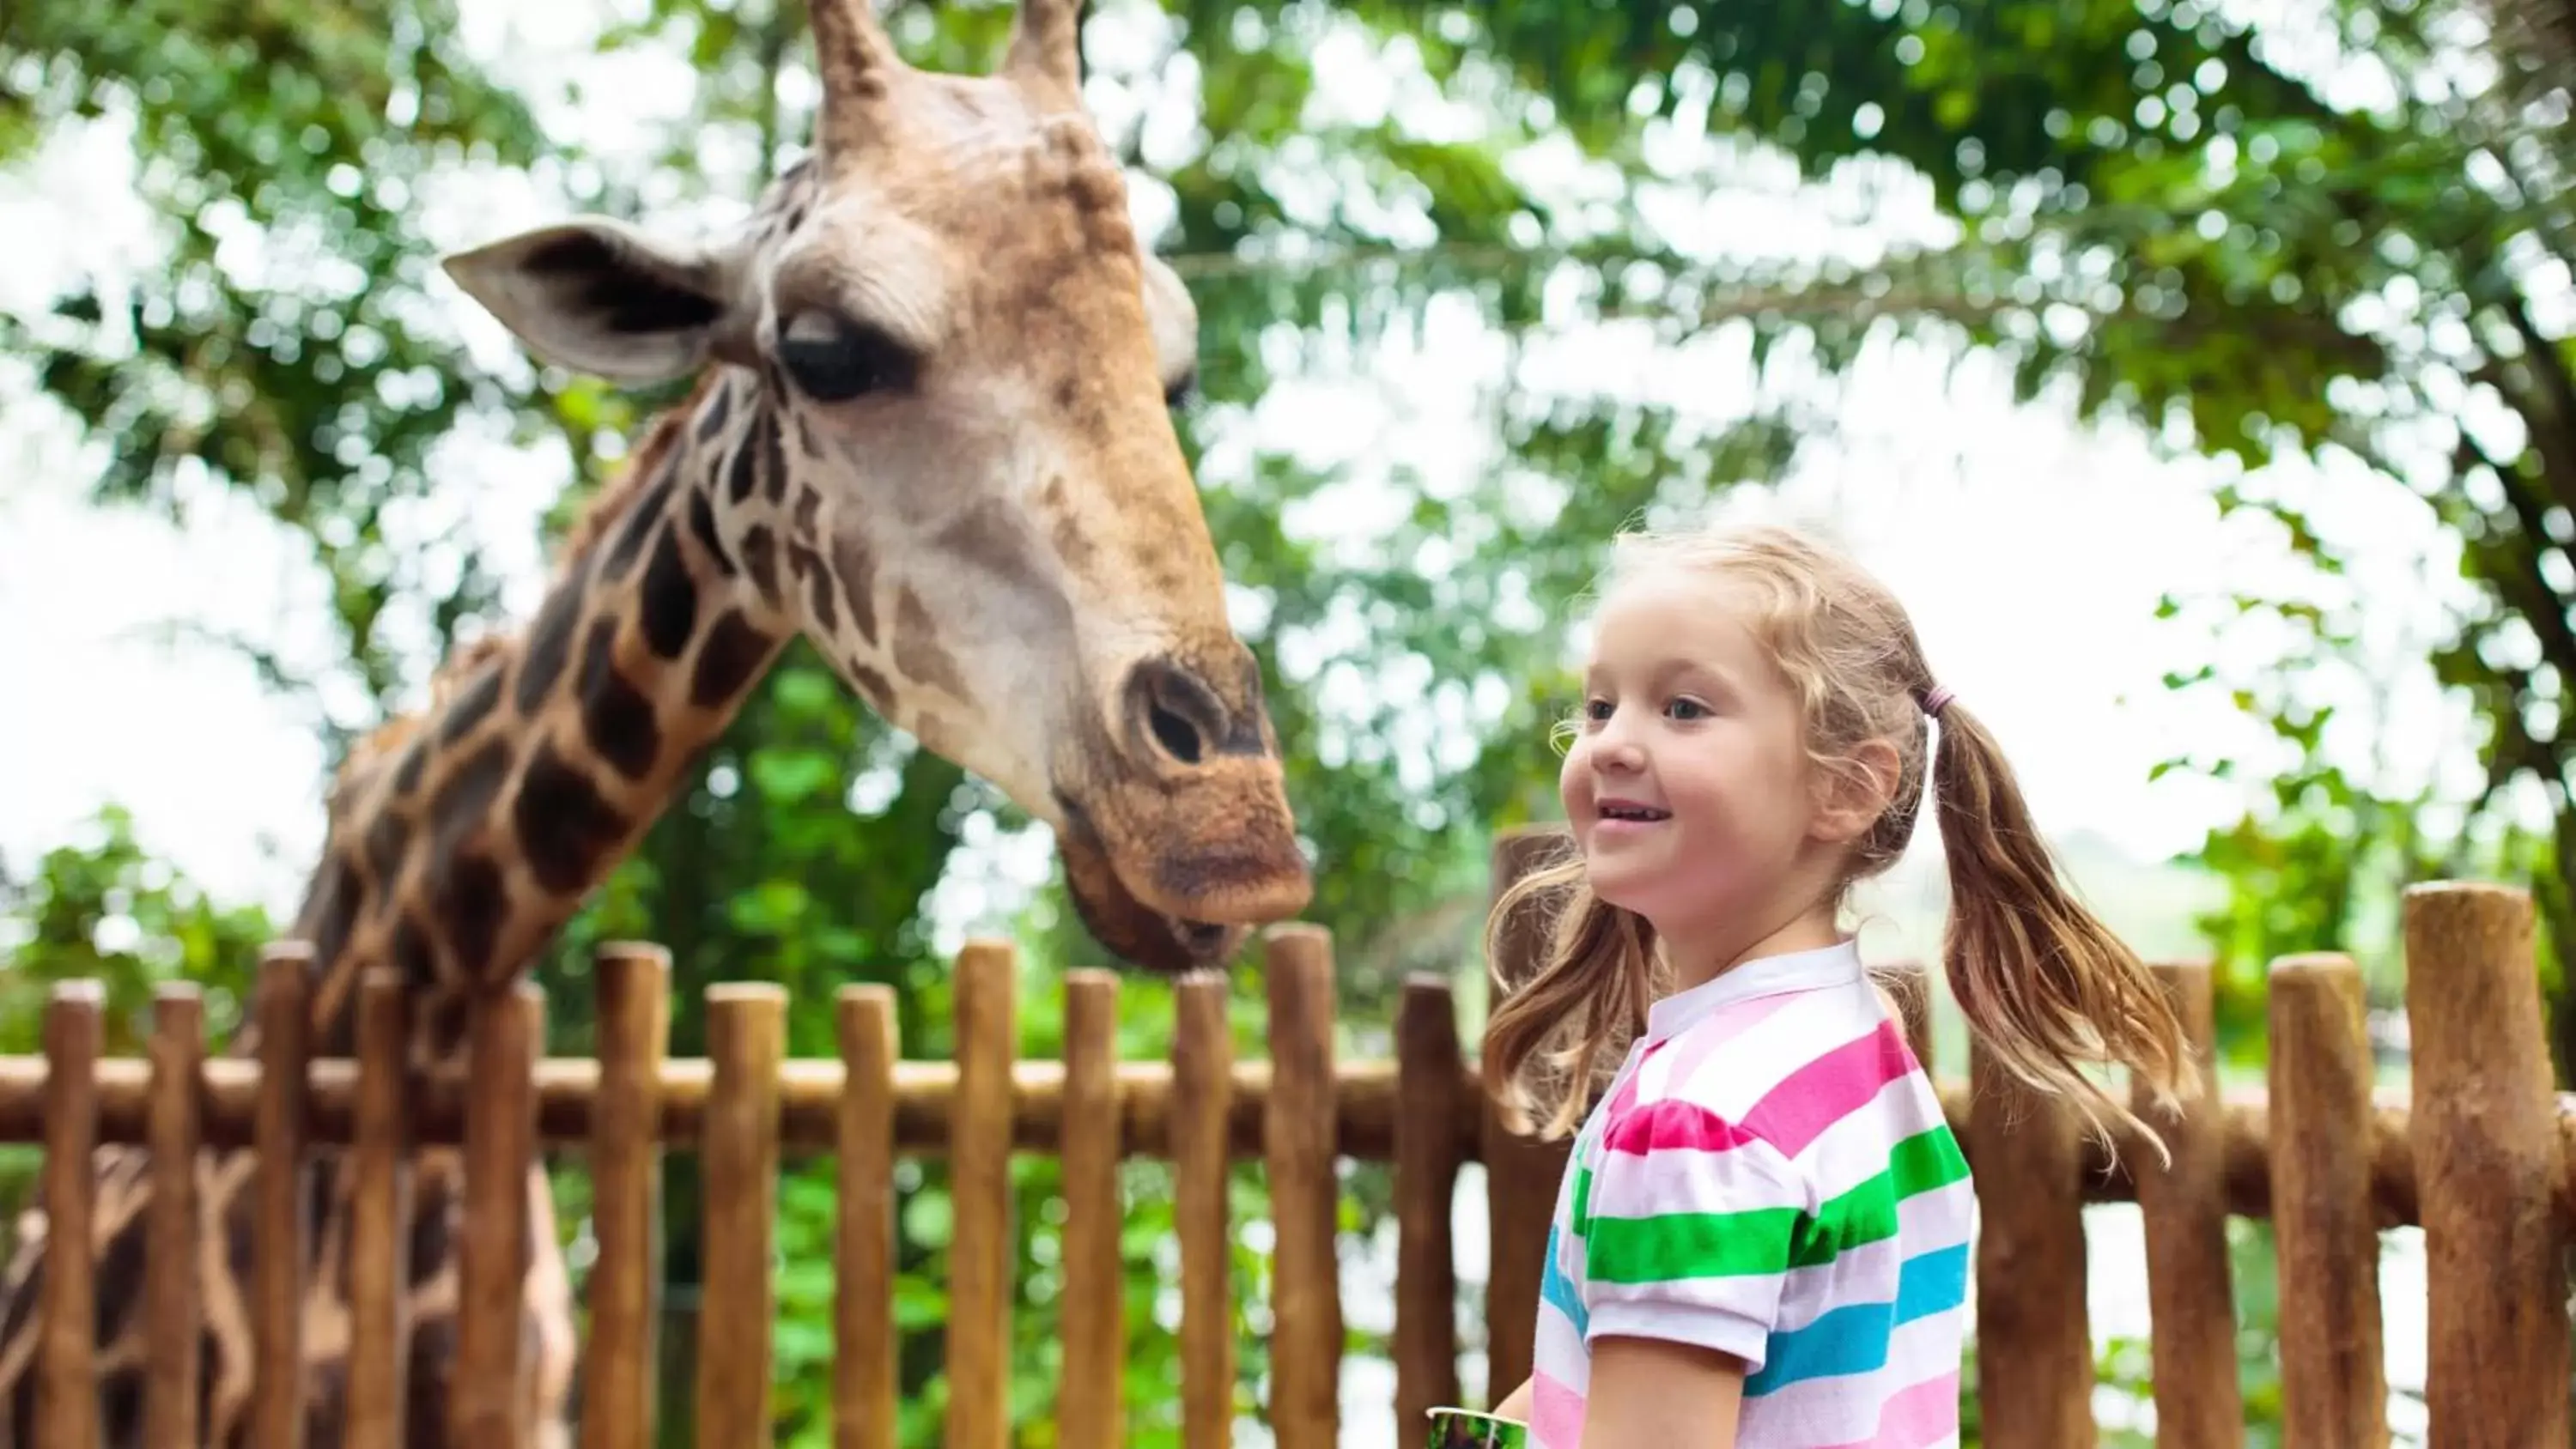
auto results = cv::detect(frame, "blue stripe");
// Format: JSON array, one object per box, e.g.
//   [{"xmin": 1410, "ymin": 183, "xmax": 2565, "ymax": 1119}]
[
  {"xmin": 1540, "ymin": 1225, "xmax": 1589, "ymax": 1338},
  {"xmin": 1744, "ymin": 1247, "xmax": 1967, "ymax": 1397},
  {"xmin": 1893, "ymin": 1243, "xmax": 1968, "ymax": 1325}
]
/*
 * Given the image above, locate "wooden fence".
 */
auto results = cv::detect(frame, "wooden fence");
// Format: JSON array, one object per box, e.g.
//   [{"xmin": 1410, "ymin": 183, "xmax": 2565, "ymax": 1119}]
[{"xmin": 3, "ymin": 843, "xmax": 2573, "ymax": 1447}]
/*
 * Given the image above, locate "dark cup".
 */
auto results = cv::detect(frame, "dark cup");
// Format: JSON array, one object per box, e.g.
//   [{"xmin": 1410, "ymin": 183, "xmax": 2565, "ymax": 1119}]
[{"xmin": 1425, "ymin": 1407, "xmax": 1531, "ymax": 1448}]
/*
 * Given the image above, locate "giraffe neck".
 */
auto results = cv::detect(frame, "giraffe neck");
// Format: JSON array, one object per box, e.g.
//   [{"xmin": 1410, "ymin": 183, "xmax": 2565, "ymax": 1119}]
[{"xmin": 292, "ymin": 373, "xmax": 793, "ymax": 1058}]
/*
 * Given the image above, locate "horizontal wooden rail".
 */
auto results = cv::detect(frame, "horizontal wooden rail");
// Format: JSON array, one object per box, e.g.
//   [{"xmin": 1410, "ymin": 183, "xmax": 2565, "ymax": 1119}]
[
  {"xmin": 0, "ymin": 1053, "xmax": 1436, "ymax": 1159},
  {"xmin": 2, "ymin": 1046, "xmax": 2561, "ymax": 1228}
]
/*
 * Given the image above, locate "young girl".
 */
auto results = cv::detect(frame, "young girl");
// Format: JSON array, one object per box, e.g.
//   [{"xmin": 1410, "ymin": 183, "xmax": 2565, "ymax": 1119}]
[{"xmin": 1482, "ymin": 519, "xmax": 2190, "ymax": 1447}]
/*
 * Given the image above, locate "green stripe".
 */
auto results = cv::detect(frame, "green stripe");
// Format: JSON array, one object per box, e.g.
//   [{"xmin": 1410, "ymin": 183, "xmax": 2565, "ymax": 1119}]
[
  {"xmin": 1583, "ymin": 1126, "xmax": 1969, "ymax": 1282},
  {"xmin": 1585, "ymin": 1204, "xmax": 1803, "ymax": 1283},
  {"xmin": 1789, "ymin": 1125, "xmax": 1971, "ymax": 1268}
]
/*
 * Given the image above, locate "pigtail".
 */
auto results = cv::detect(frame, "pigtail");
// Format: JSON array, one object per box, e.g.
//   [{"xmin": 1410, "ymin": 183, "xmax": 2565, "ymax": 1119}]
[
  {"xmin": 1929, "ymin": 700, "xmax": 2192, "ymax": 1165},
  {"xmin": 1480, "ymin": 845, "xmax": 1663, "ymax": 1141}
]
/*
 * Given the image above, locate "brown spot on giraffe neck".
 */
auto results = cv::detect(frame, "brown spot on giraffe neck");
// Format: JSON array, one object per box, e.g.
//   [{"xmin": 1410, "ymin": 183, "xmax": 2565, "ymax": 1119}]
[
  {"xmin": 577, "ymin": 616, "xmax": 662, "ymax": 779},
  {"xmin": 741, "ymin": 525, "xmax": 783, "ymax": 608},
  {"xmin": 893, "ymin": 585, "xmax": 972, "ymax": 701},
  {"xmin": 512, "ymin": 740, "xmax": 630, "ymax": 895},
  {"xmin": 833, "ymin": 527, "xmax": 879, "ymax": 644},
  {"xmin": 691, "ymin": 609, "xmax": 780, "ymax": 707},
  {"xmin": 638, "ymin": 527, "xmax": 698, "ymax": 658}
]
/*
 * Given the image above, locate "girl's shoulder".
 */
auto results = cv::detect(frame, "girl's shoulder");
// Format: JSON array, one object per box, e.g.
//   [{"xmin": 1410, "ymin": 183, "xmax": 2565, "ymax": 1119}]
[{"xmin": 1613, "ymin": 982, "xmax": 1934, "ymax": 1174}]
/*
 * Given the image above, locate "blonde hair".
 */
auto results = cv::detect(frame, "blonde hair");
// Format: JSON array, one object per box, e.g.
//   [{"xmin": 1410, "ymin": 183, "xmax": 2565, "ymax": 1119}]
[{"xmin": 1481, "ymin": 520, "xmax": 2190, "ymax": 1161}]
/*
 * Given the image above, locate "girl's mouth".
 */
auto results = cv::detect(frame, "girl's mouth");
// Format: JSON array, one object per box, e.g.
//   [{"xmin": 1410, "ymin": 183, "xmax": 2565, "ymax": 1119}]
[{"xmin": 1595, "ymin": 800, "xmax": 1671, "ymax": 824}]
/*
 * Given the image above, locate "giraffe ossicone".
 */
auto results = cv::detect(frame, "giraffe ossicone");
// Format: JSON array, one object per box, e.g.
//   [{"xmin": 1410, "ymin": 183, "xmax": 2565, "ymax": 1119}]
[{"xmin": 0, "ymin": 0, "xmax": 1311, "ymax": 1444}]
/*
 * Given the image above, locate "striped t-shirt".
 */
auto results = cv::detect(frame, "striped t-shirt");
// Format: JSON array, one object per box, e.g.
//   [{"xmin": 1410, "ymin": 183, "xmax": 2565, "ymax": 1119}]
[{"xmin": 1527, "ymin": 938, "xmax": 1973, "ymax": 1448}]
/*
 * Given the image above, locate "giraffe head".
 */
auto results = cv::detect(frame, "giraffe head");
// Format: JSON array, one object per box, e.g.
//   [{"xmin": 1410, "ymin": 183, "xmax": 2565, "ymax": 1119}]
[{"xmin": 437, "ymin": 0, "xmax": 1310, "ymax": 971}]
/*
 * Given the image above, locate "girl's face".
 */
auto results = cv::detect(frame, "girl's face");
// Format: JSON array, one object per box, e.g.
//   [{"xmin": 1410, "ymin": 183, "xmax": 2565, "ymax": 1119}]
[{"xmin": 1558, "ymin": 568, "xmax": 1835, "ymax": 944}]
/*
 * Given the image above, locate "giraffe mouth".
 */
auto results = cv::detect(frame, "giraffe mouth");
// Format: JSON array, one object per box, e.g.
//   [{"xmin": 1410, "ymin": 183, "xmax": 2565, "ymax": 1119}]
[
  {"xmin": 1051, "ymin": 788, "xmax": 1304, "ymax": 973},
  {"xmin": 1055, "ymin": 823, "xmax": 1251, "ymax": 973}
]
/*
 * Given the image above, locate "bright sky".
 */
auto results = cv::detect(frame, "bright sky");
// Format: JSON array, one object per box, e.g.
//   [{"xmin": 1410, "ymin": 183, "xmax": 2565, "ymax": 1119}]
[{"xmin": 0, "ymin": 0, "xmax": 2500, "ymax": 942}]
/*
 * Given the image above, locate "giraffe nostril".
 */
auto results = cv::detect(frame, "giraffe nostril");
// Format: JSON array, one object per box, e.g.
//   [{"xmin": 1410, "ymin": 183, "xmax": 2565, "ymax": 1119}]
[
  {"xmin": 1127, "ymin": 658, "xmax": 1228, "ymax": 769},
  {"xmin": 1149, "ymin": 699, "xmax": 1203, "ymax": 765}
]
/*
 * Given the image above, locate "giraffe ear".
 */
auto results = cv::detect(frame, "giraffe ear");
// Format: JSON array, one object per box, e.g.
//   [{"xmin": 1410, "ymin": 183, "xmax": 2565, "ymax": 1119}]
[
  {"xmin": 440, "ymin": 217, "xmax": 746, "ymax": 386},
  {"xmin": 1138, "ymin": 252, "xmax": 1200, "ymax": 399}
]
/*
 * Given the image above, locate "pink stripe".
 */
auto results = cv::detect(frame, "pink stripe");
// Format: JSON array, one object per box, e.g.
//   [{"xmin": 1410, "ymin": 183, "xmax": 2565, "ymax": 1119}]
[
  {"xmin": 1740, "ymin": 1016, "xmax": 1916, "ymax": 1156},
  {"xmin": 1601, "ymin": 1097, "xmax": 1760, "ymax": 1155},
  {"xmin": 1528, "ymin": 1370, "xmax": 1585, "ymax": 1446},
  {"xmin": 1814, "ymin": 1370, "xmax": 1959, "ymax": 1449}
]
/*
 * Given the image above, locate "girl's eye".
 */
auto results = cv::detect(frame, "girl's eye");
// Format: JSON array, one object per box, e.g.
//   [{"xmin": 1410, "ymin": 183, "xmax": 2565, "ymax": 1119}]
[
  {"xmin": 1583, "ymin": 698, "xmax": 1613, "ymax": 723},
  {"xmin": 1668, "ymin": 697, "xmax": 1710, "ymax": 720}
]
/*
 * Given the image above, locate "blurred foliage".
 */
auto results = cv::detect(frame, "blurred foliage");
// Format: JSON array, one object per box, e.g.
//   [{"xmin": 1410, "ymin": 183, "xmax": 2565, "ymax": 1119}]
[{"xmin": 7, "ymin": 0, "xmax": 2565, "ymax": 1435}]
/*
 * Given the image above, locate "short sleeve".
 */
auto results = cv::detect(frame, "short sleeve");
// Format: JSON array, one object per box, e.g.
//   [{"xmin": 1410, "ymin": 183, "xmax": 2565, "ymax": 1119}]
[{"xmin": 1577, "ymin": 1097, "xmax": 1807, "ymax": 1369}]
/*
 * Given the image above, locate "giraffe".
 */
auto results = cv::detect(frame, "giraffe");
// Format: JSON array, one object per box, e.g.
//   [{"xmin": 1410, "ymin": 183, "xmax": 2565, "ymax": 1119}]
[{"xmin": 0, "ymin": 0, "xmax": 1317, "ymax": 1441}]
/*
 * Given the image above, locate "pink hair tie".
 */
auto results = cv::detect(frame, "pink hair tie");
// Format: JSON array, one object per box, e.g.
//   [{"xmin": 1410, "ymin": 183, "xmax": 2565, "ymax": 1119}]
[{"xmin": 1921, "ymin": 685, "xmax": 1953, "ymax": 718}]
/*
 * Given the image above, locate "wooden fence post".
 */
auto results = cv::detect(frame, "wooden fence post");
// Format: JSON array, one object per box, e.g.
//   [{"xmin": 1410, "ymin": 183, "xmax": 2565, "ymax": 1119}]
[
  {"xmin": 2265, "ymin": 954, "xmax": 2385, "ymax": 1446},
  {"xmin": 1266, "ymin": 924, "xmax": 1343, "ymax": 1449},
  {"xmin": 143, "ymin": 983, "xmax": 205, "ymax": 1449},
  {"xmin": 2129, "ymin": 961, "xmax": 2242, "ymax": 1448},
  {"xmin": 945, "ymin": 940, "xmax": 1018, "ymax": 1449},
  {"xmin": 1171, "ymin": 971, "xmax": 1234, "ymax": 1449},
  {"xmin": 457, "ymin": 983, "xmax": 542, "ymax": 1449},
  {"xmin": 38, "ymin": 980, "xmax": 101, "ymax": 1449},
  {"xmin": 1480, "ymin": 825, "xmax": 1574, "ymax": 1404},
  {"xmin": 2404, "ymin": 882, "xmax": 2570, "ymax": 1448},
  {"xmin": 1394, "ymin": 975, "xmax": 1463, "ymax": 1438},
  {"xmin": 349, "ymin": 970, "xmax": 413, "ymax": 1449},
  {"xmin": 1058, "ymin": 970, "xmax": 1126, "ymax": 1449},
  {"xmin": 253, "ymin": 943, "xmax": 314, "ymax": 1449},
  {"xmin": 586, "ymin": 943, "xmax": 671, "ymax": 1449},
  {"xmin": 835, "ymin": 984, "xmax": 899, "ymax": 1449},
  {"xmin": 696, "ymin": 982, "xmax": 786, "ymax": 1449},
  {"xmin": 1965, "ymin": 1040, "xmax": 2093, "ymax": 1449}
]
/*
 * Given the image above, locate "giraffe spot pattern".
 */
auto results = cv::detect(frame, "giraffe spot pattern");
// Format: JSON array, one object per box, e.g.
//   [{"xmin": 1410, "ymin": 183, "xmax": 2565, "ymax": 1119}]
[
  {"xmin": 433, "ymin": 853, "xmax": 507, "ymax": 986},
  {"xmin": 894, "ymin": 585, "xmax": 972, "ymax": 700},
  {"xmin": 513, "ymin": 741, "xmax": 630, "ymax": 895},
  {"xmin": 758, "ymin": 410, "xmax": 789, "ymax": 504},
  {"xmin": 393, "ymin": 738, "xmax": 428, "ymax": 796},
  {"xmin": 740, "ymin": 525, "xmax": 782, "ymax": 608},
  {"xmin": 639, "ymin": 530, "xmax": 698, "ymax": 660},
  {"xmin": 726, "ymin": 421, "xmax": 762, "ymax": 504},
  {"xmin": 577, "ymin": 616, "xmax": 662, "ymax": 780},
  {"xmin": 793, "ymin": 543, "xmax": 839, "ymax": 634},
  {"xmin": 516, "ymin": 572, "xmax": 589, "ymax": 716},
  {"xmin": 688, "ymin": 486, "xmax": 734, "ymax": 577},
  {"xmin": 394, "ymin": 914, "xmax": 435, "ymax": 989},
  {"xmin": 694, "ymin": 379, "xmax": 733, "ymax": 443},
  {"xmin": 848, "ymin": 661, "xmax": 896, "ymax": 711},
  {"xmin": 438, "ymin": 664, "xmax": 504, "ymax": 744},
  {"xmin": 691, "ymin": 609, "xmax": 777, "ymax": 708},
  {"xmin": 601, "ymin": 474, "xmax": 672, "ymax": 584},
  {"xmin": 834, "ymin": 530, "xmax": 880, "ymax": 644},
  {"xmin": 428, "ymin": 741, "xmax": 512, "ymax": 858},
  {"xmin": 363, "ymin": 812, "xmax": 410, "ymax": 900}
]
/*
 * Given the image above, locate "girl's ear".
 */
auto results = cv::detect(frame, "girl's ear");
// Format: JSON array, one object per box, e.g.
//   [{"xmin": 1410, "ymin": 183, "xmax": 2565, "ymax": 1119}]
[{"xmin": 1810, "ymin": 737, "xmax": 1903, "ymax": 845}]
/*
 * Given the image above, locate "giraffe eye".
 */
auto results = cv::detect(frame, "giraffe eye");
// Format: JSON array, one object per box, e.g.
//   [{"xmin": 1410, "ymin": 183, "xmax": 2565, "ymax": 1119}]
[{"xmin": 777, "ymin": 308, "xmax": 918, "ymax": 403}]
